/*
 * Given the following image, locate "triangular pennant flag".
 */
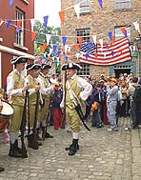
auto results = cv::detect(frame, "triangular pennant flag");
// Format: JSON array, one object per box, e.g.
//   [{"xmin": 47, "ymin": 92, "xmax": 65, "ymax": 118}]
[
  {"xmin": 30, "ymin": 19, "xmax": 35, "ymax": 32},
  {"xmin": 53, "ymin": 44, "xmax": 57, "ymax": 53},
  {"xmin": 87, "ymin": 42, "xmax": 92, "ymax": 50},
  {"xmin": 77, "ymin": 36, "xmax": 83, "ymax": 45},
  {"xmin": 125, "ymin": 30, "xmax": 127, "ymax": 38},
  {"xmin": 9, "ymin": 0, "xmax": 13, "ymax": 7},
  {"xmin": 6, "ymin": 20, "xmax": 12, "ymax": 29},
  {"xmin": 43, "ymin": 15, "xmax": 49, "ymax": 29},
  {"xmin": 133, "ymin": 21, "xmax": 140, "ymax": 33},
  {"xmin": 16, "ymin": 19, "xmax": 22, "ymax": 31},
  {"xmin": 59, "ymin": 11, "xmax": 64, "ymax": 25},
  {"xmin": 98, "ymin": 0, "xmax": 103, "ymax": 8},
  {"xmin": 112, "ymin": 35, "xmax": 115, "ymax": 43},
  {"xmin": 74, "ymin": 44, "xmax": 79, "ymax": 52},
  {"xmin": 108, "ymin": 31, "xmax": 112, "ymax": 41},
  {"xmin": 46, "ymin": 34, "xmax": 51, "ymax": 45},
  {"xmin": 16, "ymin": 26, "xmax": 21, "ymax": 33},
  {"xmin": 0, "ymin": 19, "xmax": 4, "ymax": 27},
  {"xmin": 58, "ymin": 50, "xmax": 61, "ymax": 57},
  {"xmin": 42, "ymin": 43, "xmax": 47, "ymax": 50},
  {"xmin": 92, "ymin": 35, "xmax": 97, "ymax": 44},
  {"xmin": 120, "ymin": 27, "xmax": 126, "ymax": 35},
  {"xmin": 62, "ymin": 36, "xmax": 67, "ymax": 46},
  {"xmin": 99, "ymin": 39, "xmax": 103, "ymax": 49},
  {"xmin": 74, "ymin": 3, "xmax": 80, "ymax": 19},
  {"xmin": 31, "ymin": 31, "xmax": 37, "ymax": 41}
]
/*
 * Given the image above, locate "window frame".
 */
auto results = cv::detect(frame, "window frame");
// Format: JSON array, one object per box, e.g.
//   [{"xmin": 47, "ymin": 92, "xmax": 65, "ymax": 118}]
[
  {"xmin": 15, "ymin": 8, "xmax": 24, "ymax": 46},
  {"xmin": 75, "ymin": 0, "xmax": 90, "ymax": 14},
  {"xmin": 114, "ymin": 26, "xmax": 131, "ymax": 42},
  {"xmin": 113, "ymin": 0, "xmax": 132, "ymax": 10}
]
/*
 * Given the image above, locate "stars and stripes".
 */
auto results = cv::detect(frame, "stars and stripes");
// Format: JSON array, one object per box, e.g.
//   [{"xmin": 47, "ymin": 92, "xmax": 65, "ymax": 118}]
[{"xmin": 79, "ymin": 37, "xmax": 132, "ymax": 66}]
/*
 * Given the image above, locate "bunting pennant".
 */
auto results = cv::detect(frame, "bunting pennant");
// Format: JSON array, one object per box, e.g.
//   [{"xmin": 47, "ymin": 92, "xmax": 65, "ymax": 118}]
[
  {"xmin": 108, "ymin": 31, "xmax": 112, "ymax": 41},
  {"xmin": 80, "ymin": 37, "xmax": 132, "ymax": 66},
  {"xmin": 120, "ymin": 27, "xmax": 126, "ymax": 35},
  {"xmin": 133, "ymin": 21, "xmax": 140, "ymax": 33},
  {"xmin": 62, "ymin": 36, "xmax": 67, "ymax": 46},
  {"xmin": 74, "ymin": 3, "xmax": 80, "ymax": 19},
  {"xmin": 59, "ymin": 11, "xmax": 64, "ymax": 25},
  {"xmin": 0, "ymin": 18, "xmax": 4, "ymax": 27},
  {"xmin": 30, "ymin": 19, "xmax": 35, "ymax": 32},
  {"xmin": 9, "ymin": 0, "xmax": 13, "ymax": 7},
  {"xmin": 6, "ymin": 20, "xmax": 12, "ymax": 29},
  {"xmin": 92, "ymin": 35, "xmax": 97, "ymax": 44},
  {"xmin": 46, "ymin": 34, "xmax": 51, "ymax": 45},
  {"xmin": 77, "ymin": 36, "xmax": 83, "ymax": 45},
  {"xmin": 98, "ymin": 0, "xmax": 103, "ymax": 8},
  {"xmin": 43, "ymin": 15, "xmax": 49, "ymax": 29},
  {"xmin": 16, "ymin": 19, "xmax": 22, "ymax": 31},
  {"xmin": 31, "ymin": 31, "xmax": 37, "ymax": 41}
]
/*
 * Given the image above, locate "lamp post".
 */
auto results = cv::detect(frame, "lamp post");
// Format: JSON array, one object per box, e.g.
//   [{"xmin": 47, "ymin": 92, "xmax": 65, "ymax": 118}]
[{"xmin": 135, "ymin": 34, "xmax": 141, "ymax": 76}]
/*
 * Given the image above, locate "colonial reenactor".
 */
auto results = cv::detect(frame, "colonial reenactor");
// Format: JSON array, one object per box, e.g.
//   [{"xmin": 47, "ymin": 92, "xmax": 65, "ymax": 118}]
[
  {"xmin": 7, "ymin": 56, "xmax": 29, "ymax": 158},
  {"xmin": 37, "ymin": 63, "xmax": 54, "ymax": 140},
  {"xmin": 25, "ymin": 63, "xmax": 41, "ymax": 149},
  {"xmin": 61, "ymin": 62, "xmax": 93, "ymax": 156}
]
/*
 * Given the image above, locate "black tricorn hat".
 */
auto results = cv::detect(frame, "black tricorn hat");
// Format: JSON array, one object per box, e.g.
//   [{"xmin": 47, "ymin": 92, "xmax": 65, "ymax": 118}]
[
  {"xmin": 26, "ymin": 63, "xmax": 41, "ymax": 71},
  {"xmin": 62, "ymin": 62, "xmax": 82, "ymax": 71},
  {"xmin": 41, "ymin": 64, "xmax": 51, "ymax": 70},
  {"xmin": 10, "ymin": 56, "xmax": 28, "ymax": 64}
]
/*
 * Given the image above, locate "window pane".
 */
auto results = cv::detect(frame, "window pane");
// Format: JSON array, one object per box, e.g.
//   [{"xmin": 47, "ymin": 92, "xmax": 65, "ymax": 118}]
[{"xmin": 114, "ymin": 0, "xmax": 131, "ymax": 9}]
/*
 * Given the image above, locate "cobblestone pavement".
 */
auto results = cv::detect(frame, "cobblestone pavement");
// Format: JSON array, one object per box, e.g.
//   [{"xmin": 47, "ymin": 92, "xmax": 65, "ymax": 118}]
[{"xmin": 0, "ymin": 117, "xmax": 141, "ymax": 180}]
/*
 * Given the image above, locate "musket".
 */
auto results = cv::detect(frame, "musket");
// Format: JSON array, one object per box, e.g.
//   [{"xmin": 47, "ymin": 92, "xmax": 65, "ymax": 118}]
[
  {"xmin": 20, "ymin": 89, "xmax": 29, "ymax": 158},
  {"xmin": 32, "ymin": 85, "xmax": 40, "ymax": 149},
  {"xmin": 68, "ymin": 81, "xmax": 91, "ymax": 131},
  {"xmin": 60, "ymin": 71, "xmax": 66, "ymax": 129}
]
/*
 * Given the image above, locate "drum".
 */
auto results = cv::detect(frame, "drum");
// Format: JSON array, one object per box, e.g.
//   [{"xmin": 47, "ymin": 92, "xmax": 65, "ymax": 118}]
[
  {"xmin": 0, "ymin": 101, "xmax": 14, "ymax": 119},
  {"xmin": 0, "ymin": 101, "xmax": 14, "ymax": 132}
]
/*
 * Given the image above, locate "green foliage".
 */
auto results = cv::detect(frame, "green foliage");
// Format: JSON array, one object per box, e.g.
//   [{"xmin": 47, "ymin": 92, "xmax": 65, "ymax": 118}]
[{"xmin": 34, "ymin": 20, "xmax": 61, "ymax": 56}]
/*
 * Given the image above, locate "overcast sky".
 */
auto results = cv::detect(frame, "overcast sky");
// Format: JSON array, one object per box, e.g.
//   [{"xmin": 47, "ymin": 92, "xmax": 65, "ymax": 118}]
[{"xmin": 34, "ymin": 0, "xmax": 61, "ymax": 27}]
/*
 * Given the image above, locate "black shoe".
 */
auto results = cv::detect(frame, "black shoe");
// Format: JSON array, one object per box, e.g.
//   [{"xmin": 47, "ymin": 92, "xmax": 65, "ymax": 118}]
[
  {"xmin": 9, "ymin": 144, "xmax": 22, "ymax": 158},
  {"xmin": 68, "ymin": 145, "xmax": 77, "ymax": 156},
  {"xmin": 45, "ymin": 132, "xmax": 53, "ymax": 138},
  {"xmin": 0, "ymin": 167, "xmax": 4, "ymax": 172},
  {"xmin": 65, "ymin": 144, "xmax": 79, "ymax": 151}
]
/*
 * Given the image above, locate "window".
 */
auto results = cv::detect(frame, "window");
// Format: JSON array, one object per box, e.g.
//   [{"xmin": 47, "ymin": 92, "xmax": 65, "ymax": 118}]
[
  {"xmin": 15, "ymin": 9, "xmax": 24, "ymax": 46},
  {"xmin": 76, "ymin": 28, "xmax": 90, "ymax": 43},
  {"xmin": 75, "ymin": 0, "xmax": 90, "ymax": 14},
  {"xmin": 113, "ymin": 0, "xmax": 132, "ymax": 10},
  {"xmin": 77, "ymin": 64, "xmax": 90, "ymax": 76},
  {"xmin": 114, "ymin": 26, "xmax": 131, "ymax": 41}
]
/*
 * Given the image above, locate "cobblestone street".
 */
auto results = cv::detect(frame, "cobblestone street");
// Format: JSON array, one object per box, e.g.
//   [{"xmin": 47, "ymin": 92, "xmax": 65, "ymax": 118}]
[{"xmin": 0, "ymin": 117, "xmax": 141, "ymax": 180}]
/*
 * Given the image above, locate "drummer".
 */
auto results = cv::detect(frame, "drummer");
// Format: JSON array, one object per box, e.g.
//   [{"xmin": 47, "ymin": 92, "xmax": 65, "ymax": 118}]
[{"xmin": 6, "ymin": 56, "xmax": 29, "ymax": 158}]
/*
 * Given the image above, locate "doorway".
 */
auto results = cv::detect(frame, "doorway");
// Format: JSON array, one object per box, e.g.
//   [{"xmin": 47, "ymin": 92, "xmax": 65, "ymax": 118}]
[{"xmin": 114, "ymin": 69, "xmax": 131, "ymax": 78}]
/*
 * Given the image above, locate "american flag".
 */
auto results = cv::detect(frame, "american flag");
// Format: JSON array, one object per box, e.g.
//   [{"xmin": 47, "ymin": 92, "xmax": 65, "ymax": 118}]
[{"xmin": 79, "ymin": 37, "xmax": 132, "ymax": 66}]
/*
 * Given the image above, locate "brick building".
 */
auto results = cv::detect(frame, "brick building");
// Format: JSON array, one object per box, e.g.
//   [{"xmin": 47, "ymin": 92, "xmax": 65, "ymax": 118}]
[
  {"xmin": 61, "ymin": 0, "xmax": 141, "ymax": 79},
  {"xmin": 0, "ymin": 0, "xmax": 35, "ymax": 88}
]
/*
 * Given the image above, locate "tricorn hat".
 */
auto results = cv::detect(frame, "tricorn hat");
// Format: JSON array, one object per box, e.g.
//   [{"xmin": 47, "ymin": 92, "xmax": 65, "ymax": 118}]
[
  {"xmin": 109, "ymin": 78, "xmax": 117, "ymax": 84},
  {"xmin": 10, "ymin": 56, "xmax": 28, "ymax": 64},
  {"xmin": 62, "ymin": 62, "xmax": 82, "ymax": 71},
  {"xmin": 41, "ymin": 64, "xmax": 51, "ymax": 70},
  {"xmin": 26, "ymin": 63, "xmax": 41, "ymax": 71}
]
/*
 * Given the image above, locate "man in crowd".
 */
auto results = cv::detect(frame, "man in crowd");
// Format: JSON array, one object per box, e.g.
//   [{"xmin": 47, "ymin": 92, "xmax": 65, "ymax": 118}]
[
  {"xmin": 25, "ymin": 63, "xmax": 41, "ymax": 149},
  {"xmin": 37, "ymin": 63, "xmax": 54, "ymax": 140},
  {"xmin": 7, "ymin": 56, "xmax": 29, "ymax": 158},
  {"xmin": 61, "ymin": 62, "xmax": 93, "ymax": 156}
]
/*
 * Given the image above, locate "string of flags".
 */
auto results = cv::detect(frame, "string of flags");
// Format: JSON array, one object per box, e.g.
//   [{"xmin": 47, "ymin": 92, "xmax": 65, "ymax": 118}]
[{"xmin": 0, "ymin": 0, "xmax": 140, "ymax": 65}]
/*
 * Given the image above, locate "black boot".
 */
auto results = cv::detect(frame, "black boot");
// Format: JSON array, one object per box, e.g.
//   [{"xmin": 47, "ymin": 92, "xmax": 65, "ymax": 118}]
[
  {"xmin": 36, "ymin": 128, "xmax": 42, "ymax": 141},
  {"xmin": 27, "ymin": 134, "xmax": 39, "ymax": 150},
  {"xmin": 0, "ymin": 167, "xmax": 4, "ymax": 172},
  {"xmin": 68, "ymin": 139, "xmax": 78, "ymax": 156},
  {"xmin": 14, "ymin": 139, "xmax": 22, "ymax": 154},
  {"xmin": 9, "ymin": 143, "xmax": 22, "ymax": 158},
  {"xmin": 42, "ymin": 127, "xmax": 53, "ymax": 139}
]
